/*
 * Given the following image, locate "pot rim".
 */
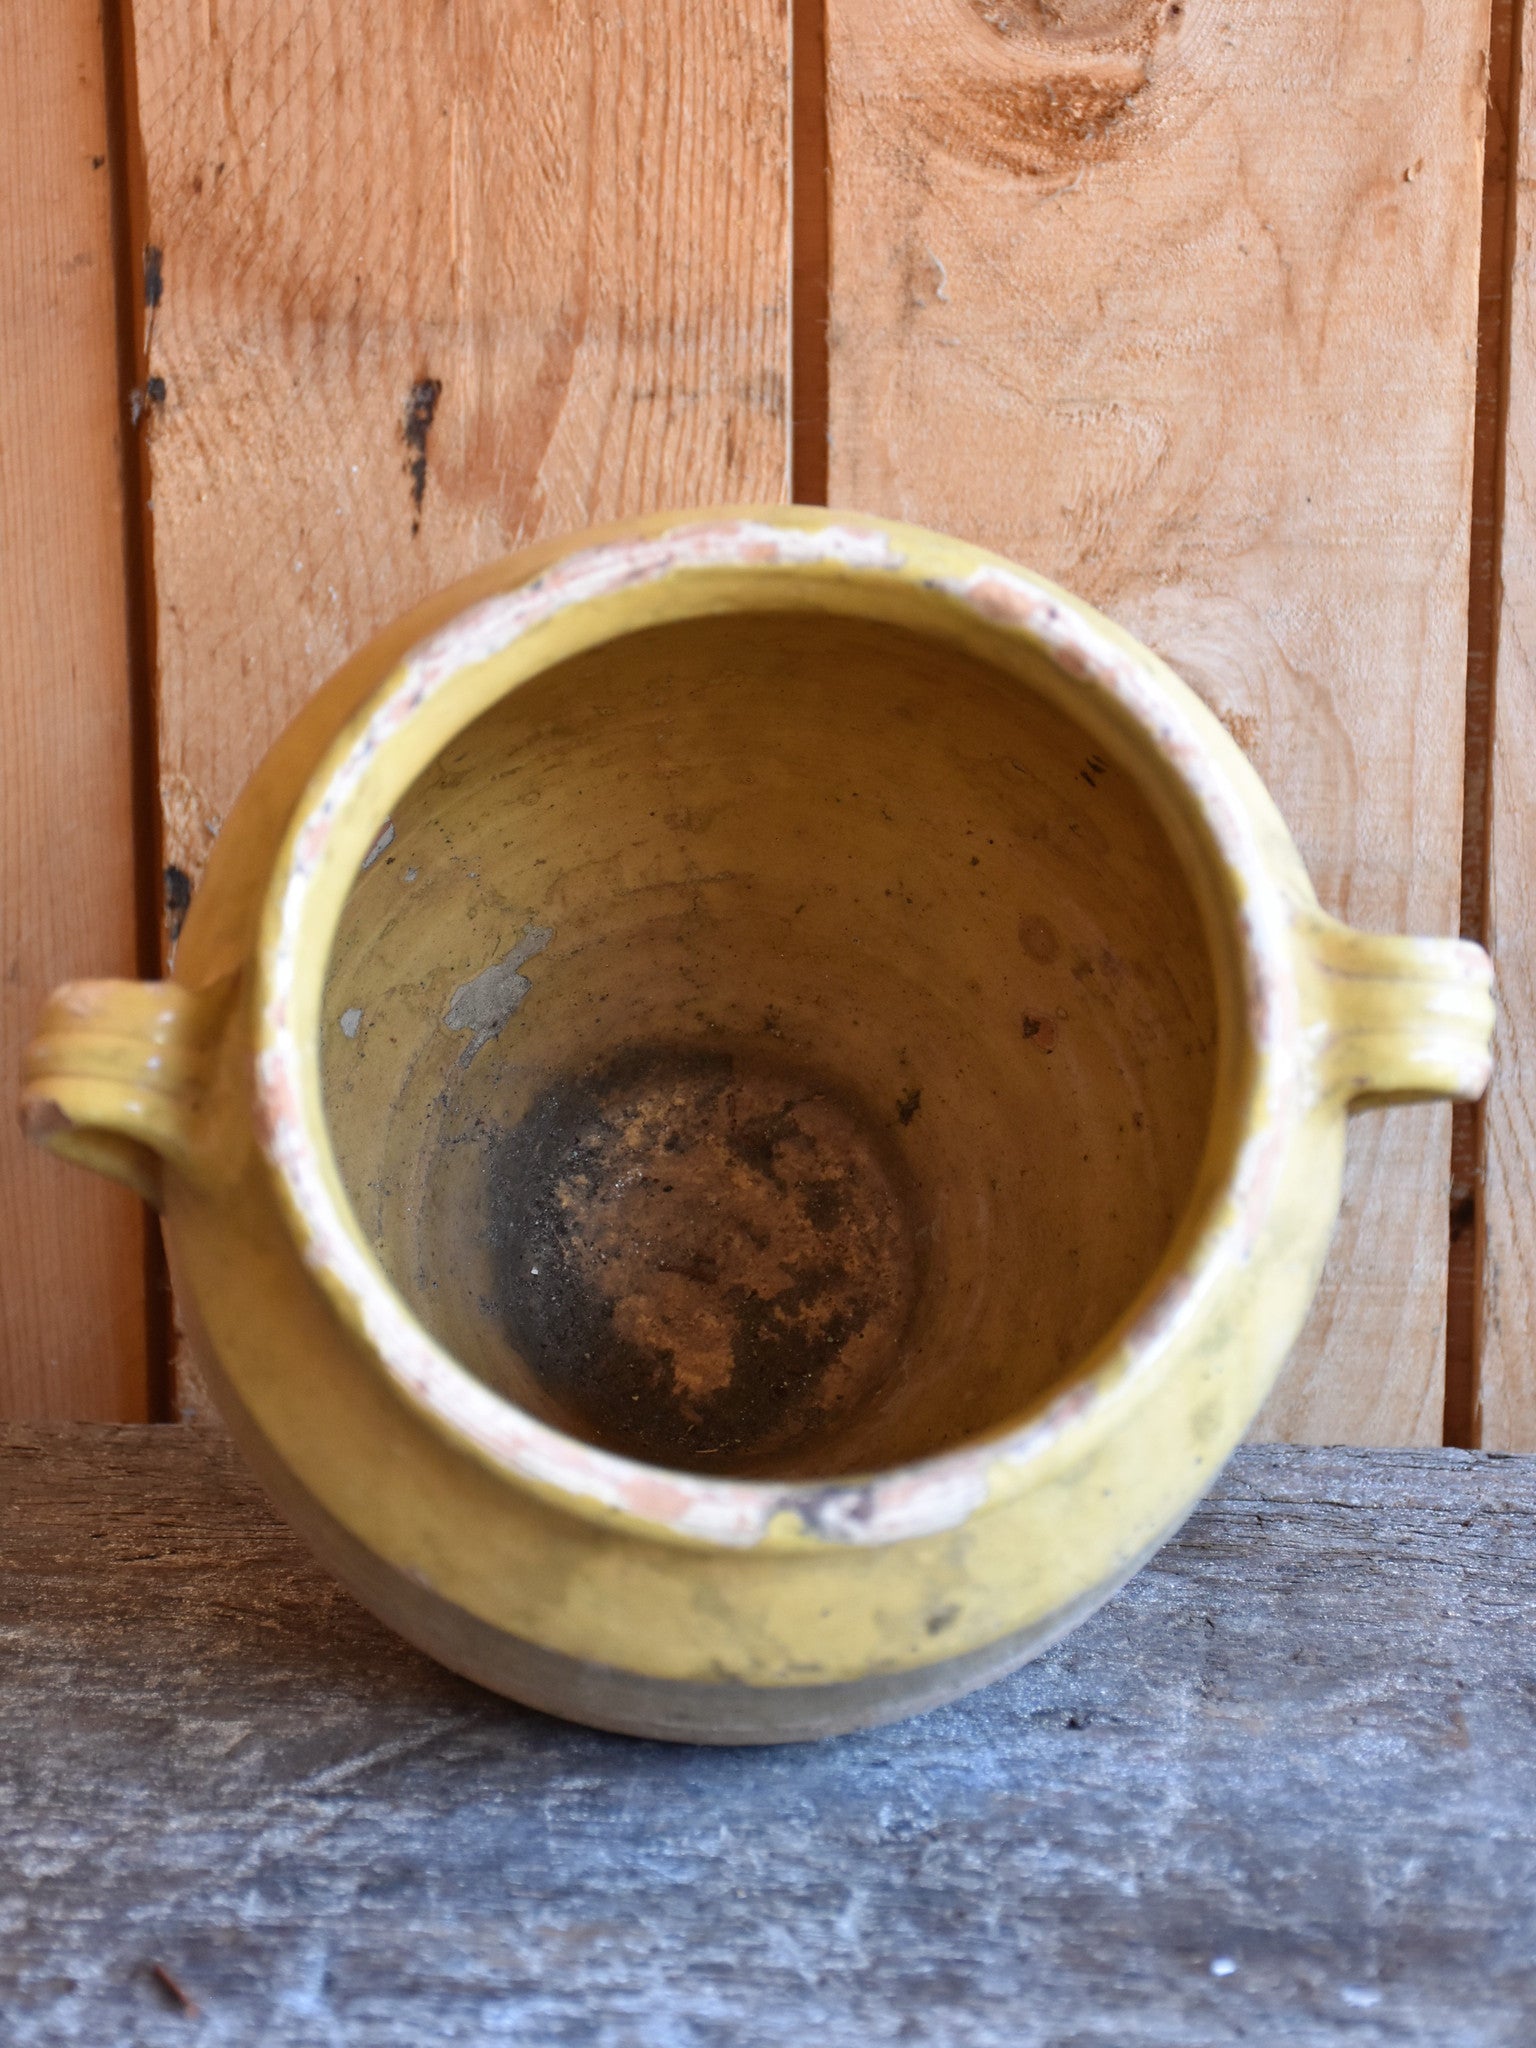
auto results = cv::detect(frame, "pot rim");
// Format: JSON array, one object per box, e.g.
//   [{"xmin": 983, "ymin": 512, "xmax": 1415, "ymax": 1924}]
[{"xmin": 253, "ymin": 509, "xmax": 1301, "ymax": 1551}]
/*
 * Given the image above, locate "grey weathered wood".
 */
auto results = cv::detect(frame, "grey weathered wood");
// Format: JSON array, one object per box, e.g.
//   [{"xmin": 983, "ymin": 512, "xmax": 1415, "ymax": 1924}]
[{"xmin": 4, "ymin": 1426, "xmax": 1536, "ymax": 2046}]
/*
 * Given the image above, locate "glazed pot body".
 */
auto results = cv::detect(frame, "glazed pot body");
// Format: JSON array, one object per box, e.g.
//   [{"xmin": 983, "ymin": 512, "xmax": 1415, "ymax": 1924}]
[{"xmin": 23, "ymin": 509, "xmax": 1494, "ymax": 1741}]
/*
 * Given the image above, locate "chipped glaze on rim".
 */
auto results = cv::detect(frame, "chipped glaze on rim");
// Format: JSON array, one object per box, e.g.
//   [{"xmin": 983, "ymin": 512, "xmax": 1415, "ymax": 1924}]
[{"xmin": 254, "ymin": 516, "xmax": 1300, "ymax": 1552}]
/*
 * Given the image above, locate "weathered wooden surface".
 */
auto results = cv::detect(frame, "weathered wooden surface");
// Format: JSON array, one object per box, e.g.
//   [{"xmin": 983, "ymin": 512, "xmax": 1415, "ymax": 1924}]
[
  {"xmin": 1482, "ymin": 0, "xmax": 1536, "ymax": 1448},
  {"xmin": 0, "ymin": 0, "xmax": 1525, "ymax": 1447},
  {"xmin": 5, "ymin": 1425, "xmax": 1536, "ymax": 2045},
  {"xmin": 0, "ymin": 4, "xmax": 147, "ymax": 1418},
  {"xmin": 823, "ymin": 0, "xmax": 1491, "ymax": 1445},
  {"xmin": 125, "ymin": 0, "xmax": 791, "ymax": 1415},
  {"xmin": 128, "ymin": 0, "xmax": 791, "ymax": 910}
]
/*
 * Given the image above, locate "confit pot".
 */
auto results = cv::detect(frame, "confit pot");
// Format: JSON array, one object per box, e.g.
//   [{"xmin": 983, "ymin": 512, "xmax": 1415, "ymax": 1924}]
[{"xmin": 22, "ymin": 508, "xmax": 1494, "ymax": 1743}]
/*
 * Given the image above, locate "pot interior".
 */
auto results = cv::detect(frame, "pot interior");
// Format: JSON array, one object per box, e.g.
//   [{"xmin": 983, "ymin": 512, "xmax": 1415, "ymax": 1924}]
[{"xmin": 322, "ymin": 607, "xmax": 1219, "ymax": 1479}]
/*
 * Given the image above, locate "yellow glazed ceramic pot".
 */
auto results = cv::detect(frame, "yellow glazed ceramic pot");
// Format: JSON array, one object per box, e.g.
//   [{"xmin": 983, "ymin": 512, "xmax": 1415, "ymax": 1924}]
[{"xmin": 22, "ymin": 509, "xmax": 1494, "ymax": 1742}]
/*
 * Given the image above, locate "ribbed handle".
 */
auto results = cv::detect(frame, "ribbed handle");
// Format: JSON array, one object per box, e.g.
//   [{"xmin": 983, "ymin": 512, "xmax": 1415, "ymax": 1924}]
[
  {"xmin": 1308, "ymin": 916, "xmax": 1494, "ymax": 1107},
  {"xmin": 19, "ymin": 979, "xmax": 226, "ymax": 1208}
]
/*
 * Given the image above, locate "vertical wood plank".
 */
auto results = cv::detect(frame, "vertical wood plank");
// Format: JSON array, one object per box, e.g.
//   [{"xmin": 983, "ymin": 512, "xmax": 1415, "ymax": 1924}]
[
  {"xmin": 129, "ymin": 0, "xmax": 791, "ymax": 907},
  {"xmin": 128, "ymin": 0, "xmax": 791, "ymax": 1412},
  {"xmin": 1480, "ymin": 0, "xmax": 1536, "ymax": 1448},
  {"xmin": 0, "ymin": 3, "xmax": 147, "ymax": 1418},
  {"xmin": 825, "ymin": 0, "xmax": 1489, "ymax": 1442}
]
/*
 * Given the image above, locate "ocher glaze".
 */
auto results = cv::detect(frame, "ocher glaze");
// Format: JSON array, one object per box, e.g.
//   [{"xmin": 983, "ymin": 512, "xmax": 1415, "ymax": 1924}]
[
  {"xmin": 21, "ymin": 509, "xmax": 1495, "ymax": 1741},
  {"xmin": 320, "ymin": 608, "xmax": 1218, "ymax": 1479}
]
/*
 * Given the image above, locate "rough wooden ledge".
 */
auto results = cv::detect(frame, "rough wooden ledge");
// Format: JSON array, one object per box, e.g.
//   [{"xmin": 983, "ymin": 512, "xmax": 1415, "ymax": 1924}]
[{"xmin": 3, "ymin": 1425, "xmax": 1535, "ymax": 2046}]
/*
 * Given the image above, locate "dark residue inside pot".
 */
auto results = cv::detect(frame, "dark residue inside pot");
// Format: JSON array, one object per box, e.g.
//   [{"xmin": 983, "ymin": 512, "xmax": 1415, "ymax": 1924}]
[{"xmin": 487, "ymin": 1046, "xmax": 918, "ymax": 1473}]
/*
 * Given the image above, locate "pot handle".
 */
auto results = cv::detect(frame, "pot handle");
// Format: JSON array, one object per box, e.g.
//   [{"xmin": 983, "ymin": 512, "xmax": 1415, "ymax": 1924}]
[
  {"xmin": 1310, "ymin": 916, "xmax": 1494, "ymax": 1107},
  {"xmin": 19, "ymin": 979, "xmax": 227, "ymax": 1209}
]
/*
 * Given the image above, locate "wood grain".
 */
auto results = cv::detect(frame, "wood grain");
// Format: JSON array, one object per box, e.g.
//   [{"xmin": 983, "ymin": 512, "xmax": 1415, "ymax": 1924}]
[
  {"xmin": 128, "ymin": 0, "xmax": 791, "ymax": 906},
  {"xmin": 6, "ymin": 1423, "xmax": 1536, "ymax": 2044},
  {"xmin": 823, "ymin": 0, "xmax": 1490, "ymax": 1443},
  {"xmin": 1480, "ymin": 0, "xmax": 1536, "ymax": 1447},
  {"xmin": 0, "ymin": 4, "xmax": 146, "ymax": 1419},
  {"xmin": 127, "ymin": 0, "xmax": 791, "ymax": 1409}
]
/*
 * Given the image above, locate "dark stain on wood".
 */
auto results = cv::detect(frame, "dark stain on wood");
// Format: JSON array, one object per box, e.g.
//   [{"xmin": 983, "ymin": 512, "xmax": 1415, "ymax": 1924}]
[
  {"xmin": 129, "ymin": 374, "xmax": 167, "ymax": 427},
  {"xmin": 148, "ymin": 1962, "xmax": 199, "ymax": 2017},
  {"xmin": 163, "ymin": 864, "xmax": 191, "ymax": 942},
  {"xmin": 403, "ymin": 376, "xmax": 443, "ymax": 536}
]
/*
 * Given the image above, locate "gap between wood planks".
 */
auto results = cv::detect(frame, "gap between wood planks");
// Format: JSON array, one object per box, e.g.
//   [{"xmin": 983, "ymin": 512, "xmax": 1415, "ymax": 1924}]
[
  {"xmin": 101, "ymin": 0, "xmax": 171, "ymax": 1421},
  {"xmin": 791, "ymin": 0, "xmax": 830, "ymax": 506},
  {"xmin": 1447, "ymin": 0, "xmax": 1523, "ymax": 1448}
]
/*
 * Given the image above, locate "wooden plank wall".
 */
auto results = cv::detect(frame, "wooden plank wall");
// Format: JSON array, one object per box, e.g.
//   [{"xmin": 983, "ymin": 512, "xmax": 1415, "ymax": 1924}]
[
  {"xmin": 821, "ymin": 0, "xmax": 1490, "ymax": 1444},
  {"xmin": 0, "ymin": 2, "xmax": 147, "ymax": 1418},
  {"xmin": 4, "ymin": 0, "xmax": 1531, "ymax": 1448}
]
